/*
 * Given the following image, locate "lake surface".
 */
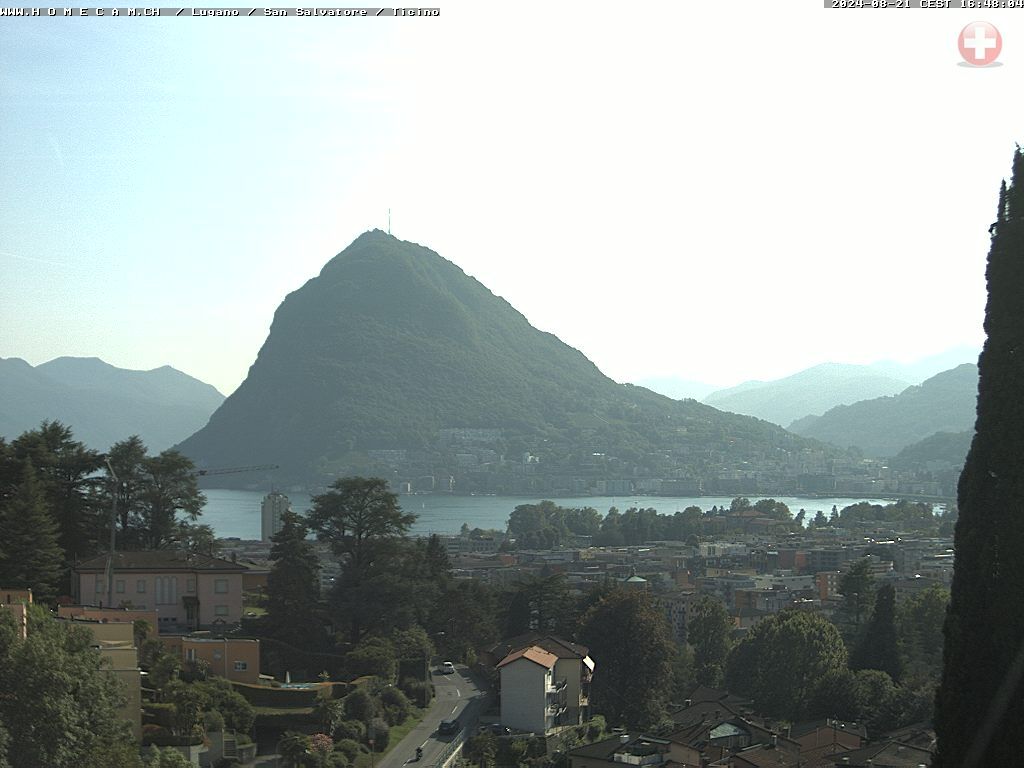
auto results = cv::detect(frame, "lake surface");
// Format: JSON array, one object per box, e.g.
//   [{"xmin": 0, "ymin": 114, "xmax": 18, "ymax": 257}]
[{"xmin": 201, "ymin": 489, "xmax": 899, "ymax": 540}]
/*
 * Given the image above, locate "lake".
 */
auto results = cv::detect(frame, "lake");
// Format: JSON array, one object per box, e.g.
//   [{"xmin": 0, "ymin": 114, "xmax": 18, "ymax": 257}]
[{"xmin": 201, "ymin": 489, "xmax": 900, "ymax": 540}]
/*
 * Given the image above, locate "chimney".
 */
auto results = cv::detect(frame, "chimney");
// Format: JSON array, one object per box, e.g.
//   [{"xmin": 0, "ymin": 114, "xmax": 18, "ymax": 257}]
[{"xmin": 619, "ymin": 735, "xmax": 630, "ymax": 745}]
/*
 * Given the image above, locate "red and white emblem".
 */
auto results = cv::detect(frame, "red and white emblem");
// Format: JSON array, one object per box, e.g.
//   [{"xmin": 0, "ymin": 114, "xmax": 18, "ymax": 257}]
[{"xmin": 959, "ymin": 22, "xmax": 1001, "ymax": 66}]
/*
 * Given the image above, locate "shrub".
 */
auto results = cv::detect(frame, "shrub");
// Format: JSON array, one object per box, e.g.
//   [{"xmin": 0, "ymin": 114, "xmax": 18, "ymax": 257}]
[
  {"xmin": 333, "ymin": 720, "xmax": 366, "ymax": 742},
  {"xmin": 380, "ymin": 687, "xmax": 412, "ymax": 725},
  {"xmin": 400, "ymin": 678, "xmax": 433, "ymax": 706},
  {"xmin": 204, "ymin": 710, "xmax": 225, "ymax": 732},
  {"xmin": 368, "ymin": 717, "xmax": 390, "ymax": 751},
  {"xmin": 343, "ymin": 689, "xmax": 376, "ymax": 723},
  {"xmin": 334, "ymin": 738, "xmax": 363, "ymax": 763}
]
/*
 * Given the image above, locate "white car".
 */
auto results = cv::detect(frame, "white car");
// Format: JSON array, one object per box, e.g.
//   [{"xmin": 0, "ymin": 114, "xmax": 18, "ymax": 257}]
[{"xmin": 441, "ymin": 661, "xmax": 456, "ymax": 674}]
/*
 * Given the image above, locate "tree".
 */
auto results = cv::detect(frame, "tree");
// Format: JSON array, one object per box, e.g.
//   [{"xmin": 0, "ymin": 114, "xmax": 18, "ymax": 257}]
[
  {"xmin": 278, "ymin": 732, "xmax": 313, "ymax": 768},
  {"xmin": 0, "ymin": 606, "xmax": 136, "ymax": 768},
  {"xmin": 936, "ymin": 147, "xmax": 1024, "ymax": 768},
  {"xmin": 851, "ymin": 584, "xmax": 901, "ymax": 682},
  {"xmin": 812, "ymin": 510, "xmax": 828, "ymax": 528},
  {"xmin": 266, "ymin": 510, "xmax": 322, "ymax": 650},
  {"xmin": 0, "ymin": 464, "xmax": 64, "ymax": 603},
  {"xmin": 899, "ymin": 584, "xmax": 949, "ymax": 685},
  {"xmin": 7, "ymin": 422, "xmax": 104, "ymax": 565},
  {"xmin": 838, "ymin": 558, "xmax": 875, "ymax": 629},
  {"xmin": 102, "ymin": 440, "xmax": 206, "ymax": 551},
  {"xmin": 578, "ymin": 587, "xmax": 675, "ymax": 729},
  {"xmin": 308, "ymin": 477, "xmax": 416, "ymax": 643},
  {"xmin": 686, "ymin": 596, "xmax": 732, "ymax": 687},
  {"xmin": 725, "ymin": 609, "xmax": 848, "ymax": 721}
]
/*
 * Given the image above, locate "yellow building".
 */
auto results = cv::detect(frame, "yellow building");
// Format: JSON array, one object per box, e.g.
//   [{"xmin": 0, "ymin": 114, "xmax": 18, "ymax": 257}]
[
  {"xmin": 61, "ymin": 618, "xmax": 143, "ymax": 742},
  {"xmin": 161, "ymin": 634, "xmax": 261, "ymax": 685}
]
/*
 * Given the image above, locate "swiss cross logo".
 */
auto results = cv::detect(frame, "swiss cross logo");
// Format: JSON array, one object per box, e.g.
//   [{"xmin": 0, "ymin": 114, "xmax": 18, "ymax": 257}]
[{"xmin": 959, "ymin": 22, "xmax": 1002, "ymax": 66}]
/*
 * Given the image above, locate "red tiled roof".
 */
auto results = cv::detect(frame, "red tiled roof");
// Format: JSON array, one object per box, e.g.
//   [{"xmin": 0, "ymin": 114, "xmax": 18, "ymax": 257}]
[{"xmin": 497, "ymin": 645, "xmax": 558, "ymax": 669}]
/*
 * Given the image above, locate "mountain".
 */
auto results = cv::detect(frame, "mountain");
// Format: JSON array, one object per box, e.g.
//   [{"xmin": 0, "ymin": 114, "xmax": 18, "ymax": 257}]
[
  {"xmin": 868, "ymin": 345, "xmax": 980, "ymax": 385},
  {"xmin": 788, "ymin": 363, "xmax": 979, "ymax": 457},
  {"xmin": 702, "ymin": 363, "xmax": 911, "ymax": 427},
  {"xmin": 0, "ymin": 356, "xmax": 224, "ymax": 452},
  {"xmin": 889, "ymin": 430, "xmax": 973, "ymax": 472},
  {"xmin": 633, "ymin": 376, "xmax": 718, "ymax": 401},
  {"xmin": 176, "ymin": 230, "xmax": 837, "ymax": 491}
]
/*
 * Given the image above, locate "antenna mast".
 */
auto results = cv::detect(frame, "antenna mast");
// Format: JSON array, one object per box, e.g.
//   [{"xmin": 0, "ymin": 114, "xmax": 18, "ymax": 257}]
[{"xmin": 387, "ymin": 208, "xmax": 391, "ymax": 235}]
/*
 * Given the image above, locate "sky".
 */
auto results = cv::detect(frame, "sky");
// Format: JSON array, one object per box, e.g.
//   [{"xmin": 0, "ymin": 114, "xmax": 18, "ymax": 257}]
[{"xmin": 1, "ymin": 3, "xmax": 1021, "ymax": 397}]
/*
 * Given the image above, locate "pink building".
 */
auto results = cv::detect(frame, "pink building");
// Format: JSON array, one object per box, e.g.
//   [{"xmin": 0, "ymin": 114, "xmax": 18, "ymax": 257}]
[{"xmin": 73, "ymin": 551, "xmax": 248, "ymax": 632}]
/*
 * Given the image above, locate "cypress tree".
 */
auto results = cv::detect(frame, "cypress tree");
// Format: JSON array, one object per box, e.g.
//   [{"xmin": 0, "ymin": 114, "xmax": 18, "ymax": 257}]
[
  {"xmin": 0, "ymin": 464, "xmax": 64, "ymax": 603},
  {"xmin": 851, "ymin": 583, "xmax": 901, "ymax": 683},
  {"xmin": 935, "ymin": 147, "xmax": 1024, "ymax": 767},
  {"xmin": 265, "ymin": 510, "xmax": 322, "ymax": 650}
]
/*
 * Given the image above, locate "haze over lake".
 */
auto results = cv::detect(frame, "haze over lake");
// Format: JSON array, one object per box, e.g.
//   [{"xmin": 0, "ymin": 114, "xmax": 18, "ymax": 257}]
[{"xmin": 203, "ymin": 489, "xmax": 903, "ymax": 541}]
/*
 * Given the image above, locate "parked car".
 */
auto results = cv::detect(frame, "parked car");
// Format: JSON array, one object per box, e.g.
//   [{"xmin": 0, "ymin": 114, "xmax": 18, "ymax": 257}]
[{"xmin": 441, "ymin": 661, "xmax": 456, "ymax": 674}]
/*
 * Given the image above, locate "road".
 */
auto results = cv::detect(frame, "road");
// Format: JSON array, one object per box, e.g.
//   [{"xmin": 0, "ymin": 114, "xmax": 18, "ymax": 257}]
[{"xmin": 376, "ymin": 664, "xmax": 489, "ymax": 768}]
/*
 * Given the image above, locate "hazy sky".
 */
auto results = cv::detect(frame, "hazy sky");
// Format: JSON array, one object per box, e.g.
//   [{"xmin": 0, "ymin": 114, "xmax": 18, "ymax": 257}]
[{"xmin": 2, "ymin": 3, "xmax": 1021, "ymax": 396}]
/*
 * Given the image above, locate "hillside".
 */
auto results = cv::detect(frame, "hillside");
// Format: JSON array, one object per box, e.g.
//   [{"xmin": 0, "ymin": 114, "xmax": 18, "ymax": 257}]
[
  {"xmin": 176, "ymin": 231, "xmax": 839, "ymax": 491},
  {"xmin": 889, "ymin": 430, "xmax": 973, "ymax": 472},
  {"xmin": 0, "ymin": 356, "xmax": 224, "ymax": 452},
  {"xmin": 703, "ymin": 363, "xmax": 911, "ymax": 427},
  {"xmin": 788, "ymin": 364, "xmax": 979, "ymax": 457}
]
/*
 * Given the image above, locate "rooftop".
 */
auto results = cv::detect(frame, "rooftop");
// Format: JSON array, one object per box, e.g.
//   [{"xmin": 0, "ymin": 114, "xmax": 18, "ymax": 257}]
[{"xmin": 76, "ymin": 551, "xmax": 249, "ymax": 573}]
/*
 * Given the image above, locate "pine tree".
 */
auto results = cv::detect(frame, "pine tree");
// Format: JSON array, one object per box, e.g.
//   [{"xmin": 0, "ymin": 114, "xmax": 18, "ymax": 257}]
[
  {"xmin": 935, "ymin": 147, "xmax": 1024, "ymax": 768},
  {"xmin": 0, "ymin": 464, "xmax": 64, "ymax": 603},
  {"xmin": 266, "ymin": 510, "xmax": 322, "ymax": 650}
]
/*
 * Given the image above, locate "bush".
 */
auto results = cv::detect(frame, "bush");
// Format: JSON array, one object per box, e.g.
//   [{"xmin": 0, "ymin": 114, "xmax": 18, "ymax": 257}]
[
  {"xmin": 343, "ymin": 689, "xmax": 377, "ymax": 723},
  {"xmin": 325, "ymin": 754, "xmax": 349, "ymax": 768},
  {"xmin": 380, "ymin": 687, "xmax": 412, "ymax": 725},
  {"xmin": 204, "ymin": 710, "xmax": 225, "ymax": 732},
  {"xmin": 333, "ymin": 719, "xmax": 367, "ymax": 742},
  {"xmin": 368, "ymin": 717, "xmax": 390, "ymax": 751},
  {"xmin": 334, "ymin": 738, "xmax": 363, "ymax": 763},
  {"xmin": 400, "ymin": 678, "xmax": 433, "ymax": 706},
  {"xmin": 231, "ymin": 681, "xmax": 324, "ymax": 708}
]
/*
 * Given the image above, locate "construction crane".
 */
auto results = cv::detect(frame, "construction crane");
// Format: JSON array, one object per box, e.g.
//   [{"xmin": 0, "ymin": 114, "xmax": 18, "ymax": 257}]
[{"xmin": 192, "ymin": 464, "xmax": 279, "ymax": 477}]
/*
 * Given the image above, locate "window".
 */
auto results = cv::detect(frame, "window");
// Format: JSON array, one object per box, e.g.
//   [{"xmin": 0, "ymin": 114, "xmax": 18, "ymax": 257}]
[
  {"xmin": 234, "ymin": 661, "xmax": 248, "ymax": 671},
  {"xmin": 116, "ymin": 580, "xmax": 125, "ymax": 594},
  {"xmin": 213, "ymin": 651, "xmax": 223, "ymax": 660},
  {"xmin": 186, "ymin": 648, "xmax": 196, "ymax": 662},
  {"xmin": 186, "ymin": 577, "xmax": 196, "ymax": 593},
  {"xmin": 214, "ymin": 579, "xmax": 228, "ymax": 594},
  {"xmin": 156, "ymin": 576, "xmax": 178, "ymax": 605},
  {"xmin": 137, "ymin": 580, "xmax": 146, "ymax": 594},
  {"xmin": 215, "ymin": 605, "xmax": 229, "ymax": 616},
  {"xmin": 95, "ymin": 577, "xmax": 103, "ymax": 593}
]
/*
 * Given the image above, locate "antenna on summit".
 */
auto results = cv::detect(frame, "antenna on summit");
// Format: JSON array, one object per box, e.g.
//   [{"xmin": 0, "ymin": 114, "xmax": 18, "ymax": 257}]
[{"xmin": 387, "ymin": 208, "xmax": 391, "ymax": 235}]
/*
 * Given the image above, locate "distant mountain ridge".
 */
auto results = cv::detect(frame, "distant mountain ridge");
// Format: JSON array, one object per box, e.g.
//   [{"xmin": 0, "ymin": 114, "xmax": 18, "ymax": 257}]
[
  {"xmin": 702, "ymin": 363, "xmax": 912, "ymax": 427},
  {"xmin": 176, "ymin": 230, "xmax": 839, "ymax": 491},
  {"xmin": 788, "ymin": 363, "xmax": 979, "ymax": 457},
  {"xmin": 0, "ymin": 356, "xmax": 224, "ymax": 452}
]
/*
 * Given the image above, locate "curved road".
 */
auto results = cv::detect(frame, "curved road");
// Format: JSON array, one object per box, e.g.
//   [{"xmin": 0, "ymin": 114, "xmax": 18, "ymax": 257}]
[{"xmin": 377, "ymin": 665, "xmax": 490, "ymax": 768}]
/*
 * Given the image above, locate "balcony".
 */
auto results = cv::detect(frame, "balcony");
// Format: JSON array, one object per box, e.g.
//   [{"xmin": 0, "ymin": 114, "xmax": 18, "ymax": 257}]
[{"xmin": 546, "ymin": 678, "xmax": 568, "ymax": 693}]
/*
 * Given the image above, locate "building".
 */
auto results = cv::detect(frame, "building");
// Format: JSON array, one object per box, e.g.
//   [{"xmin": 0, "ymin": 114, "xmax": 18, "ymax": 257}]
[
  {"xmin": 58, "ymin": 617, "xmax": 143, "ymax": 742},
  {"xmin": 484, "ymin": 633, "xmax": 594, "ymax": 728},
  {"xmin": 58, "ymin": 604, "xmax": 160, "ymax": 634},
  {"xmin": 0, "ymin": 587, "xmax": 31, "ymax": 640},
  {"xmin": 73, "ymin": 551, "xmax": 249, "ymax": 632},
  {"xmin": 568, "ymin": 734, "xmax": 701, "ymax": 768},
  {"xmin": 161, "ymin": 634, "xmax": 261, "ymax": 684},
  {"xmin": 261, "ymin": 491, "xmax": 292, "ymax": 542},
  {"xmin": 497, "ymin": 645, "xmax": 561, "ymax": 734}
]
